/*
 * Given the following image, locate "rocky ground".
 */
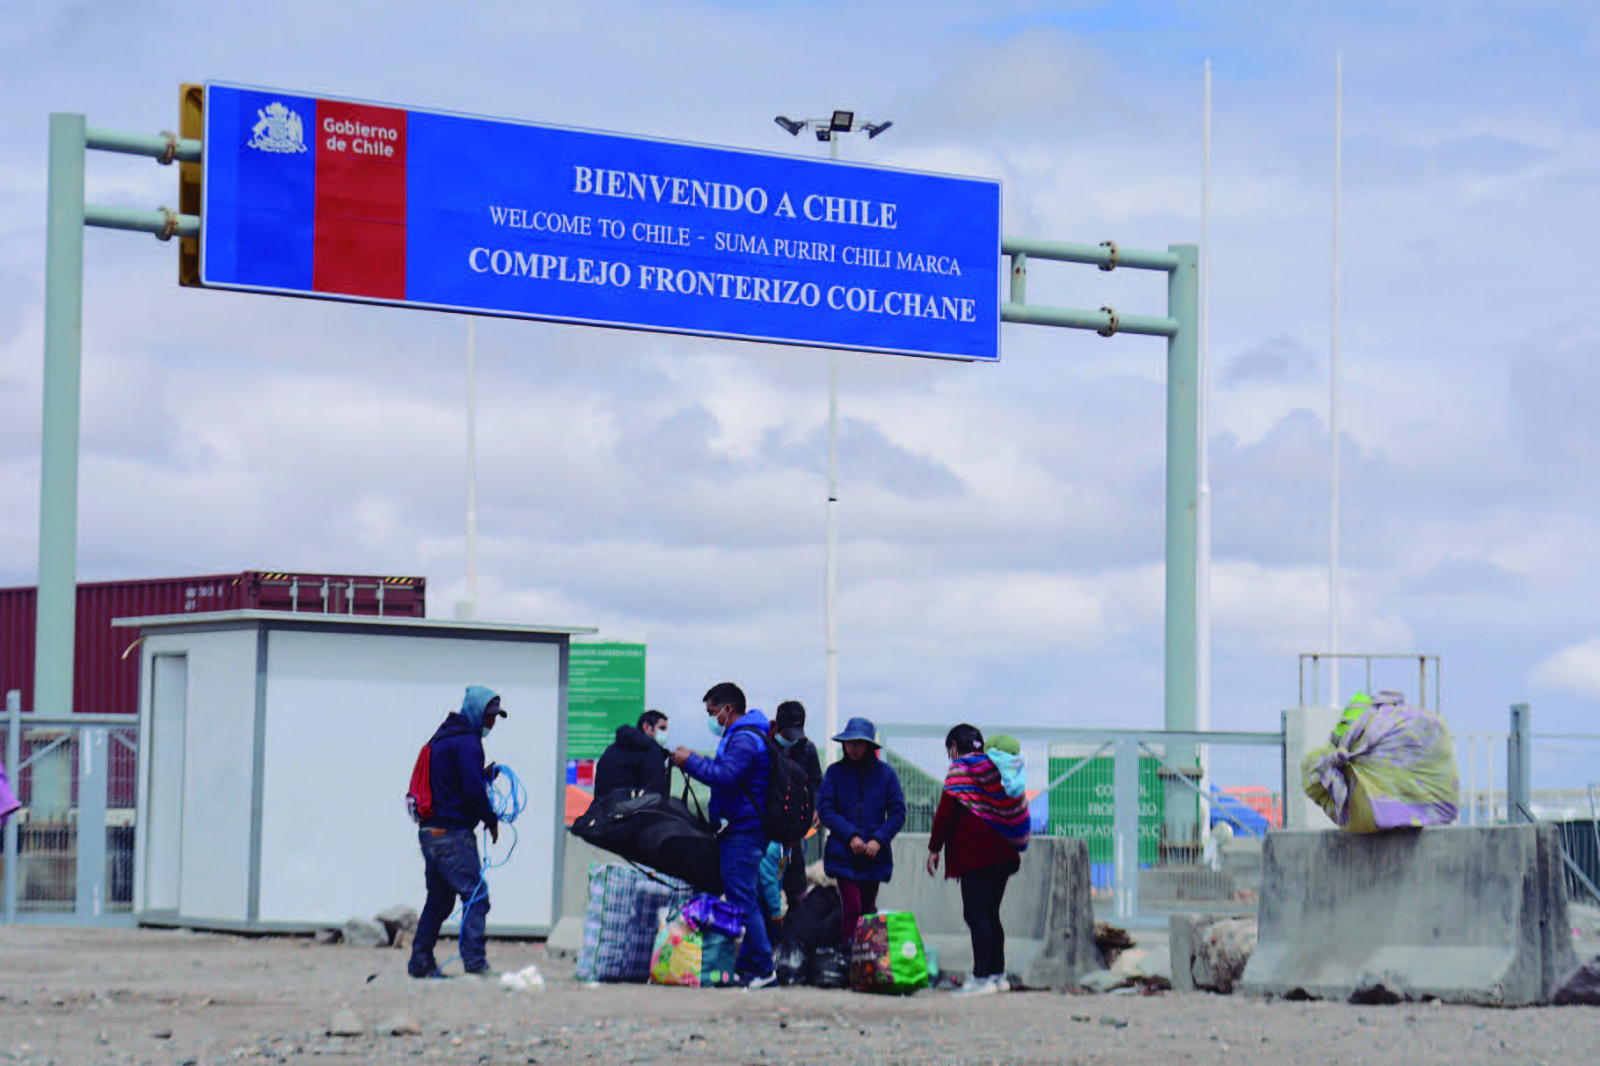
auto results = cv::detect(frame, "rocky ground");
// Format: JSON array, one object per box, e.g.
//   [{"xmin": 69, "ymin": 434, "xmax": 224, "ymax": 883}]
[{"xmin": 2, "ymin": 925, "xmax": 1598, "ymax": 1065}]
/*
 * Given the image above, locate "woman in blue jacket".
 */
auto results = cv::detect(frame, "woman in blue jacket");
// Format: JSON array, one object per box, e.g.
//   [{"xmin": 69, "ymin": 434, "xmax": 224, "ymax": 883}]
[{"xmin": 816, "ymin": 717, "xmax": 906, "ymax": 945}]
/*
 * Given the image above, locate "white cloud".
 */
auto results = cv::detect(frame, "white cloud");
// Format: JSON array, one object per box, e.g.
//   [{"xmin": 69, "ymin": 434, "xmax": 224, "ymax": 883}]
[
  {"xmin": 4, "ymin": 1, "xmax": 1600, "ymax": 734},
  {"xmin": 1530, "ymin": 638, "xmax": 1600, "ymax": 700}
]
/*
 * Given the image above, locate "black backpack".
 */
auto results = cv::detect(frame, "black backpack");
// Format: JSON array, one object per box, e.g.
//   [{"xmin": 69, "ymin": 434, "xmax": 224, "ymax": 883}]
[{"xmin": 738, "ymin": 727, "xmax": 816, "ymax": 845}]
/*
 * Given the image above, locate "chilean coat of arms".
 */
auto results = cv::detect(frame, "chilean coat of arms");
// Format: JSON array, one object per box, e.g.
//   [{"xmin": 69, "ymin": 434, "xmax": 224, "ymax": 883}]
[{"xmin": 248, "ymin": 102, "xmax": 308, "ymax": 154}]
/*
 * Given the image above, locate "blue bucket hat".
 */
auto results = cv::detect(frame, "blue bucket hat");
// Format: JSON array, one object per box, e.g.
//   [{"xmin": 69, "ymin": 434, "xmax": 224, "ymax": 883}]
[{"xmin": 832, "ymin": 716, "xmax": 880, "ymax": 747}]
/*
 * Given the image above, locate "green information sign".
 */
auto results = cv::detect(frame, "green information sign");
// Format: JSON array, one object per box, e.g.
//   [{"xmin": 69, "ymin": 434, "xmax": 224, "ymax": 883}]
[
  {"xmin": 1046, "ymin": 755, "xmax": 1164, "ymax": 866},
  {"xmin": 566, "ymin": 642, "xmax": 647, "ymax": 761}
]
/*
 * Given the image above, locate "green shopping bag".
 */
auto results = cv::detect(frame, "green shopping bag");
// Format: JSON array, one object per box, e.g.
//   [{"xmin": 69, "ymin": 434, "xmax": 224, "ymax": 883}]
[{"xmin": 849, "ymin": 910, "xmax": 929, "ymax": 995}]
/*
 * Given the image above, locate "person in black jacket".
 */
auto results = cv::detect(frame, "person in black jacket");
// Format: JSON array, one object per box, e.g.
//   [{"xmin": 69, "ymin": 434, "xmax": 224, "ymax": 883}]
[
  {"xmin": 593, "ymin": 709, "xmax": 671, "ymax": 797},
  {"xmin": 409, "ymin": 685, "xmax": 506, "ymax": 980},
  {"xmin": 772, "ymin": 700, "xmax": 823, "ymax": 908}
]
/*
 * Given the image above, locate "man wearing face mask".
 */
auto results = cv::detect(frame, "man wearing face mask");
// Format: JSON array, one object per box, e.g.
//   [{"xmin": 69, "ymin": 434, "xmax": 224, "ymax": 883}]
[
  {"xmin": 594, "ymin": 709, "xmax": 672, "ymax": 797},
  {"xmin": 408, "ymin": 685, "xmax": 506, "ymax": 979},
  {"xmin": 672, "ymin": 682, "xmax": 777, "ymax": 989}
]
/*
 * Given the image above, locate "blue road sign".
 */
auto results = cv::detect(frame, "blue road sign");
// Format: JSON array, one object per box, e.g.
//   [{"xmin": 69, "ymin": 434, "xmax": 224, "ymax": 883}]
[{"xmin": 200, "ymin": 83, "xmax": 1002, "ymax": 361}]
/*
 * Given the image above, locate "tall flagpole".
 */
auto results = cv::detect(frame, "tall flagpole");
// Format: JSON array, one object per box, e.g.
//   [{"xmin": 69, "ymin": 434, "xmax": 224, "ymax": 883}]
[
  {"xmin": 1329, "ymin": 54, "xmax": 1343, "ymax": 707},
  {"xmin": 1198, "ymin": 59, "xmax": 1212, "ymax": 735},
  {"xmin": 463, "ymin": 316, "xmax": 480, "ymax": 621}
]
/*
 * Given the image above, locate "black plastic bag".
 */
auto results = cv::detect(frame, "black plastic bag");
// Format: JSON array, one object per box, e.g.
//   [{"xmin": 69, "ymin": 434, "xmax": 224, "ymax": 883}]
[
  {"xmin": 774, "ymin": 938, "xmax": 811, "ymax": 986},
  {"xmin": 810, "ymin": 946, "xmax": 850, "ymax": 989},
  {"xmin": 1555, "ymin": 956, "xmax": 1600, "ymax": 1005},
  {"xmin": 783, "ymin": 884, "xmax": 842, "ymax": 951}
]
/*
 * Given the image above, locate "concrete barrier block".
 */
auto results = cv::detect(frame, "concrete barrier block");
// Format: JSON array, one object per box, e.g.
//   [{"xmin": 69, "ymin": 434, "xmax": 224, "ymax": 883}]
[{"xmin": 1239, "ymin": 824, "xmax": 1578, "ymax": 1006}]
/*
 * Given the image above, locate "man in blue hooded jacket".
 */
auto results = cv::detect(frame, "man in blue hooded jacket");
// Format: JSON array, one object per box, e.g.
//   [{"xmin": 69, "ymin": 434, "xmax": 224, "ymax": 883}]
[
  {"xmin": 408, "ymin": 685, "xmax": 506, "ymax": 979},
  {"xmin": 671, "ymin": 681, "xmax": 775, "ymax": 988}
]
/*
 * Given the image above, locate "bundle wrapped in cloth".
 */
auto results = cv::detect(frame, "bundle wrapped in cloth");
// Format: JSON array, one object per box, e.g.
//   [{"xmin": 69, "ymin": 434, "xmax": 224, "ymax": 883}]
[{"xmin": 1302, "ymin": 691, "xmax": 1460, "ymax": 833}]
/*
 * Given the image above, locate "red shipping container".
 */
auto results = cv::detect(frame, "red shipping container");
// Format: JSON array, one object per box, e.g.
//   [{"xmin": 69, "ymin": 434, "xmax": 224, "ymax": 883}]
[{"xmin": 0, "ymin": 570, "xmax": 426, "ymax": 719}]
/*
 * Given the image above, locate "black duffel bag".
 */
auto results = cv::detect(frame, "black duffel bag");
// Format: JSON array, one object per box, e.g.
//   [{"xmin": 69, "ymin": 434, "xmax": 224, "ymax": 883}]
[
  {"xmin": 569, "ymin": 772, "xmax": 722, "ymax": 895},
  {"xmin": 782, "ymin": 883, "xmax": 842, "ymax": 951}
]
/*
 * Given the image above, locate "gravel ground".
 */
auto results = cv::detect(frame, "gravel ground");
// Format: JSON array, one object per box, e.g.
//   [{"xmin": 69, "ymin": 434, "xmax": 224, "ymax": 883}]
[{"xmin": 1, "ymin": 926, "xmax": 1597, "ymax": 1065}]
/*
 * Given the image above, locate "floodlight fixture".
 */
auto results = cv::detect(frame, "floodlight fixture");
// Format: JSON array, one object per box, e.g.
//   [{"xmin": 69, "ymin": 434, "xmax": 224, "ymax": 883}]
[
  {"xmin": 830, "ymin": 110, "xmax": 855, "ymax": 133},
  {"xmin": 815, "ymin": 127, "xmax": 831, "ymax": 142},
  {"xmin": 774, "ymin": 115, "xmax": 804, "ymax": 136},
  {"xmin": 863, "ymin": 120, "xmax": 894, "ymax": 140}
]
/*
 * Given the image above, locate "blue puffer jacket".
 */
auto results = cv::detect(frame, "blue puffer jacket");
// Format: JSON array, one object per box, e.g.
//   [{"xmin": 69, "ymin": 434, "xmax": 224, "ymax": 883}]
[
  {"xmin": 817, "ymin": 753, "xmax": 906, "ymax": 882},
  {"xmin": 421, "ymin": 686, "xmax": 499, "ymax": 833},
  {"xmin": 684, "ymin": 710, "xmax": 770, "ymax": 835}
]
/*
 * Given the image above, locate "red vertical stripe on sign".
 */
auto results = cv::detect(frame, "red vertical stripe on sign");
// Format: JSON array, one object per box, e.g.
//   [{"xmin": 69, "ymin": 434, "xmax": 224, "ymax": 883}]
[{"xmin": 313, "ymin": 101, "xmax": 407, "ymax": 299}]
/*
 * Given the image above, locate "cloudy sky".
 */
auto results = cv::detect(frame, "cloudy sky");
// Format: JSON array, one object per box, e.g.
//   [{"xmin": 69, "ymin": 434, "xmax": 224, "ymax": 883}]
[{"xmin": 3, "ymin": 1, "xmax": 1599, "ymax": 756}]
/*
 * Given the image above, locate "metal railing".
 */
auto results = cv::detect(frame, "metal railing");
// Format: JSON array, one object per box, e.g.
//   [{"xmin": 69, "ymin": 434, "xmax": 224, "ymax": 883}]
[
  {"xmin": 1453, "ymin": 723, "xmax": 1600, "ymax": 907},
  {"xmin": 3, "ymin": 691, "xmax": 138, "ymax": 924},
  {"xmin": 1298, "ymin": 652, "xmax": 1441, "ymax": 712},
  {"xmin": 881, "ymin": 724, "xmax": 1283, "ymax": 925}
]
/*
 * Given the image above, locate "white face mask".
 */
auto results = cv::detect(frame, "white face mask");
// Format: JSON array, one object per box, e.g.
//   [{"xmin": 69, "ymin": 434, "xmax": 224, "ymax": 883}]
[{"xmin": 653, "ymin": 728, "xmax": 670, "ymax": 748}]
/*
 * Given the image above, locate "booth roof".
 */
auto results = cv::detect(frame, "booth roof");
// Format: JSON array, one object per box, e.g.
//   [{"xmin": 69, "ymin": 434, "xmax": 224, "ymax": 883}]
[{"xmin": 109, "ymin": 608, "xmax": 597, "ymax": 636}]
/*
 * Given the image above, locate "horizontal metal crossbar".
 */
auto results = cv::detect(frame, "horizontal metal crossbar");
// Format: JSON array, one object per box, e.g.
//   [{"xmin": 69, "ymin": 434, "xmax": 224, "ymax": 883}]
[
  {"xmin": 86, "ymin": 128, "xmax": 201, "ymax": 164},
  {"xmin": 1001, "ymin": 302, "xmax": 1179, "ymax": 337},
  {"xmin": 85, "ymin": 205, "xmax": 198, "ymax": 240},
  {"xmin": 885, "ymin": 725, "xmax": 1282, "ymax": 746},
  {"xmin": 5, "ymin": 713, "xmax": 140, "ymax": 728},
  {"xmin": 1001, "ymin": 236, "xmax": 1180, "ymax": 272}
]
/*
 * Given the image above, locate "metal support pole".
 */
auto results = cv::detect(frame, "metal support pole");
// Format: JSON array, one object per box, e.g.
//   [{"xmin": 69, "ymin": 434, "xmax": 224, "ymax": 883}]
[
  {"xmin": 1164, "ymin": 244, "xmax": 1201, "ymax": 736},
  {"xmin": 1112, "ymin": 738, "xmax": 1140, "ymax": 921},
  {"xmin": 1467, "ymin": 734, "xmax": 1478, "ymax": 826},
  {"xmin": 1508, "ymin": 703, "xmax": 1532, "ymax": 823},
  {"xmin": 824, "ymin": 129, "xmax": 841, "ymax": 761},
  {"xmin": 4, "ymin": 690, "xmax": 20, "ymax": 924},
  {"xmin": 75, "ymin": 727, "xmax": 106, "ymax": 917},
  {"xmin": 824, "ymin": 347, "xmax": 839, "ymax": 761},
  {"xmin": 35, "ymin": 114, "xmax": 87, "ymax": 729}
]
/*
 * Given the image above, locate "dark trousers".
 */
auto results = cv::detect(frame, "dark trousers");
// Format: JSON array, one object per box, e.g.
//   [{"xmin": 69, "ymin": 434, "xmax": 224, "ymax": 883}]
[
  {"xmin": 959, "ymin": 863, "xmax": 1013, "ymax": 978},
  {"xmin": 782, "ymin": 841, "xmax": 808, "ymax": 907},
  {"xmin": 720, "ymin": 830, "xmax": 774, "ymax": 977},
  {"xmin": 837, "ymin": 877, "xmax": 881, "ymax": 946},
  {"xmin": 409, "ymin": 828, "xmax": 490, "ymax": 977}
]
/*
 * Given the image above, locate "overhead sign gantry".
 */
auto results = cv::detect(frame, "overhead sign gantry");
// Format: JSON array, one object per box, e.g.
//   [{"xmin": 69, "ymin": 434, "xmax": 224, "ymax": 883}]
[
  {"xmin": 30, "ymin": 86, "xmax": 1201, "ymax": 839},
  {"xmin": 197, "ymin": 83, "xmax": 1000, "ymax": 362}
]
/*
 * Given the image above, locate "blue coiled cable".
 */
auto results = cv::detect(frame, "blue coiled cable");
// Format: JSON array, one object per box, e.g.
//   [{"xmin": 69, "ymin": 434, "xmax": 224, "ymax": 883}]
[{"xmin": 431, "ymin": 763, "xmax": 526, "ymax": 977}]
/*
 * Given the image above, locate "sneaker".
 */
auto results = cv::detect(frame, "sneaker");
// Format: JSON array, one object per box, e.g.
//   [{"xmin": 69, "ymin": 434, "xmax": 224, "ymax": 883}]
[
  {"xmin": 742, "ymin": 971, "xmax": 779, "ymax": 991},
  {"xmin": 955, "ymin": 973, "xmax": 1002, "ymax": 996},
  {"xmin": 462, "ymin": 966, "xmax": 496, "ymax": 980}
]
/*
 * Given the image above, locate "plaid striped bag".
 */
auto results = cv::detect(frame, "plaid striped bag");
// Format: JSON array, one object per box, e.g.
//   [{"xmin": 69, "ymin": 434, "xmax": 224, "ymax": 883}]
[{"xmin": 577, "ymin": 862, "xmax": 692, "ymax": 982}]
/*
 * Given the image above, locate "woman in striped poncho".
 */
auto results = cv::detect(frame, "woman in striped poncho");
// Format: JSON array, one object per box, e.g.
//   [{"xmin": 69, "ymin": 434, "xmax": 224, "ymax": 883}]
[{"xmin": 926, "ymin": 723, "xmax": 1030, "ymax": 995}]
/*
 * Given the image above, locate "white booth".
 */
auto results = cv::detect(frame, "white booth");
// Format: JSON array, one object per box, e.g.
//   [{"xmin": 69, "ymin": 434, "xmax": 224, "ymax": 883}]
[{"xmin": 117, "ymin": 610, "xmax": 592, "ymax": 934}]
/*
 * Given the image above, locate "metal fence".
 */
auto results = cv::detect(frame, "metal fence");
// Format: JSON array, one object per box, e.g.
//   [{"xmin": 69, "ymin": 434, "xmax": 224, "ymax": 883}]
[
  {"xmin": 1454, "ymin": 727, "xmax": 1600, "ymax": 908},
  {"xmin": 2, "ymin": 692, "xmax": 139, "ymax": 923},
  {"xmin": 881, "ymin": 724, "xmax": 1284, "ymax": 926}
]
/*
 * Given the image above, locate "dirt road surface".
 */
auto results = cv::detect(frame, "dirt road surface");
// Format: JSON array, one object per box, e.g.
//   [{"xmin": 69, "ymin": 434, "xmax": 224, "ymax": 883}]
[{"xmin": 1, "ymin": 926, "xmax": 1596, "ymax": 1065}]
